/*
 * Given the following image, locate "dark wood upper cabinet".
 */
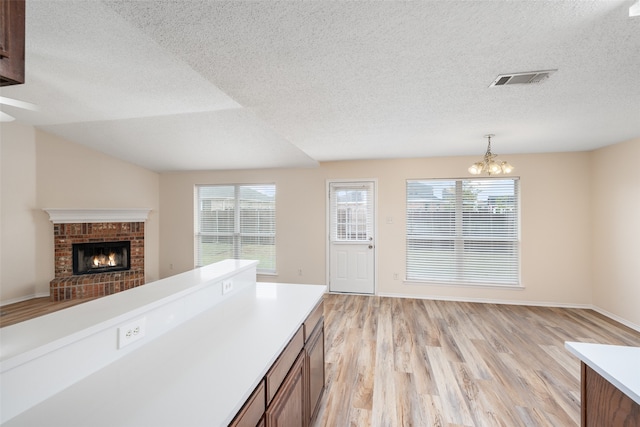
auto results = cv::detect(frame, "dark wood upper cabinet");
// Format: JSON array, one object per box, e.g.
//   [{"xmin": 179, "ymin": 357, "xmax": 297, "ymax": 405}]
[{"xmin": 0, "ymin": 0, "xmax": 26, "ymax": 86}]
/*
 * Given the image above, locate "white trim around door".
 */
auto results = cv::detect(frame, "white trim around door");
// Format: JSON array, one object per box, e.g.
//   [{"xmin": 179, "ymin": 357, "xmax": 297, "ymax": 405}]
[{"xmin": 326, "ymin": 179, "xmax": 378, "ymax": 294}]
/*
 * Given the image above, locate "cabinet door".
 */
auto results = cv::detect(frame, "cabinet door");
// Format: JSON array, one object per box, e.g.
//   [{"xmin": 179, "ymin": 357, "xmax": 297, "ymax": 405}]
[
  {"xmin": 229, "ymin": 380, "xmax": 266, "ymax": 427},
  {"xmin": 266, "ymin": 351, "xmax": 306, "ymax": 427},
  {"xmin": 306, "ymin": 323, "xmax": 325, "ymax": 424},
  {"xmin": 0, "ymin": 0, "xmax": 25, "ymax": 86}
]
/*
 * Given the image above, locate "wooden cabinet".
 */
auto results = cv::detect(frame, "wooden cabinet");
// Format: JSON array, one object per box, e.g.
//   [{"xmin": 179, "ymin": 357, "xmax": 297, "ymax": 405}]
[
  {"xmin": 229, "ymin": 298, "xmax": 325, "ymax": 427},
  {"xmin": 265, "ymin": 352, "xmax": 306, "ymax": 427},
  {"xmin": 303, "ymin": 300, "xmax": 323, "ymax": 341},
  {"xmin": 306, "ymin": 321, "xmax": 324, "ymax": 424},
  {"xmin": 304, "ymin": 301, "xmax": 325, "ymax": 425},
  {"xmin": 267, "ymin": 327, "xmax": 304, "ymax": 404},
  {"xmin": 581, "ymin": 363, "xmax": 640, "ymax": 427},
  {"xmin": 229, "ymin": 381, "xmax": 266, "ymax": 427},
  {"xmin": 0, "ymin": 0, "xmax": 25, "ymax": 86}
]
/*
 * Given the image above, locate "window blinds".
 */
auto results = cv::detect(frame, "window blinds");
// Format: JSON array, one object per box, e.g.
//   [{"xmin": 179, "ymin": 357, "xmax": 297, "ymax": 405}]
[
  {"xmin": 195, "ymin": 184, "xmax": 276, "ymax": 273},
  {"xmin": 406, "ymin": 178, "xmax": 519, "ymax": 286}
]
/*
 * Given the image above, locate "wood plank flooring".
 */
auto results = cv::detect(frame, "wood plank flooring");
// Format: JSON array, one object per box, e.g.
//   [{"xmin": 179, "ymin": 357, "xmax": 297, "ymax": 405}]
[
  {"xmin": 0, "ymin": 297, "xmax": 98, "ymax": 328},
  {"xmin": 313, "ymin": 294, "xmax": 640, "ymax": 427}
]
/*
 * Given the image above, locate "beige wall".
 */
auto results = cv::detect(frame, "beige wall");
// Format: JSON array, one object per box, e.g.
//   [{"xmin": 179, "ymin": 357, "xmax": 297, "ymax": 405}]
[
  {"xmin": 3, "ymin": 123, "xmax": 637, "ymax": 327},
  {"xmin": 0, "ymin": 123, "xmax": 160, "ymax": 303},
  {"xmin": 160, "ymin": 151, "xmax": 594, "ymax": 306},
  {"xmin": 591, "ymin": 138, "xmax": 640, "ymax": 327},
  {"xmin": 1, "ymin": 122, "xmax": 38, "ymax": 301}
]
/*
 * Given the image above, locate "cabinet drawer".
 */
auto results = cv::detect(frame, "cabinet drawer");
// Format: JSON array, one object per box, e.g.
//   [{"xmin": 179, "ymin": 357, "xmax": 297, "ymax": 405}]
[
  {"xmin": 229, "ymin": 380, "xmax": 266, "ymax": 427},
  {"xmin": 266, "ymin": 326, "xmax": 304, "ymax": 404},
  {"xmin": 303, "ymin": 300, "xmax": 323, "ymax": 342}
]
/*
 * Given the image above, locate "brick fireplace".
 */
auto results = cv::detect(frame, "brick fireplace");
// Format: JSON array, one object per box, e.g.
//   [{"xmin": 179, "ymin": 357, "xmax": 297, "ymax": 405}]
[{"xmin": 44, "ymin": 209, "xmax": 151, "ymax": 302}]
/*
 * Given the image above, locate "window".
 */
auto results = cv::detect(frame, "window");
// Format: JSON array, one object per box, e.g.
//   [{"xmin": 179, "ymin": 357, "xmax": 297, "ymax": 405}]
[
  {"xmin": 406, "ymin": 178, "xmax": 519, "ymax": 286},
  {"xmin": 329, "ymin": 182, "xmax": 374, "ymax": 242},
  {"xmin": 195, "ymin": 184, "xmax": 276, "ymax": 273}
]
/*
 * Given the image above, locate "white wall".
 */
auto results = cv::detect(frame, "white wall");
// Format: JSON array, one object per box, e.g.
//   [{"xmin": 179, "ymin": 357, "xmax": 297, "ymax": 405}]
[
  {"xmin": 0, "ymin": 124, "xmax": 161, "ymax": 303},
  {"xmin": 591, "ymin": 138, "xmax": 640, "ymax": 328},
  {"xmin": 160, "ymin": 150, "xmax": 594, "ymax": 307}
]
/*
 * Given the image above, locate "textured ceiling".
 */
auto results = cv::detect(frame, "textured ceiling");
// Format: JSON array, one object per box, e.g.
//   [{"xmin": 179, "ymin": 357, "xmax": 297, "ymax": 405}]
[{"xmin": 1, "ymin": 0, "xmax": 639, "ymax": 172}]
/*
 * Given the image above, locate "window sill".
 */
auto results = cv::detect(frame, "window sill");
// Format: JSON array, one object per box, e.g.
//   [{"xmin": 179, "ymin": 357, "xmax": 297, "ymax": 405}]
[
  {"xmin": 403, "ymin": 280, "xmax": 524, "ymax": 291},
  {"xmin": 257, "ymin": 271, "xmax": 278, "ymax": 277}
]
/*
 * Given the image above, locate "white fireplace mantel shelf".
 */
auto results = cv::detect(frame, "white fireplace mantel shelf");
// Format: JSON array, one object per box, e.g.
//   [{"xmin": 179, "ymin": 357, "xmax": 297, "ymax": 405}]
[{"xmin": 43, "ymin": 208, "xmax": 152, "ymax": 224}]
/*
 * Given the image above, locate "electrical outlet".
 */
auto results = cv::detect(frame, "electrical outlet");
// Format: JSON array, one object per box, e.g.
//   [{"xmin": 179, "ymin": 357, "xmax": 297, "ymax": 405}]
[
  {"xmin": 118, "ymin": 317, "xmax": 147, "ymax": 349},
  {"xmin": 222, "ymin": 280, "xmax": 233, "ymax": 295}
]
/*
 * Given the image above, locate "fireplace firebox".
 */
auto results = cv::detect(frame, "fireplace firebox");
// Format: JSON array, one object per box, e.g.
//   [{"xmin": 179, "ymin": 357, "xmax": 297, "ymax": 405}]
[{"xmin": 72, "ymin": 241, "xmax": 131, "ymax": 275}]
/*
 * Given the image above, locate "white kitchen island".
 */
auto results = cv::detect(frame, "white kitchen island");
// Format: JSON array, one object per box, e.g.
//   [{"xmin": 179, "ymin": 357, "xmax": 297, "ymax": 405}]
[{"xmin": 0, "ymin": 260, "xmax": 326, "ymax": 426}]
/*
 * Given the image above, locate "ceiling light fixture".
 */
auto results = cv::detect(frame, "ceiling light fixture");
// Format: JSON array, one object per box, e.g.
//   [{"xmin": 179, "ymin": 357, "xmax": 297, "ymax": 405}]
[
  {"xmin": 630, "ymin": 0, "xmax": 640, "ymax": 17},
  {"xmin": 468, "ymin": 134, "xmax": 514, "ymax": 176}
]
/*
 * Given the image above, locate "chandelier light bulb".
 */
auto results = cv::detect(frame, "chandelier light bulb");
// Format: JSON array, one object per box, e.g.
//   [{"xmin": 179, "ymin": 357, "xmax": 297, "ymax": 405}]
[
  {"xmin": 468, "ymin": 162, "xmax": 484, "ymax": 175},
  {"xmin": 501, "ymin": 161, "xmax": 514, "ymax": 174},
  {"xmin": 488, "ymin": 161, "xmax": 502, "ymax": 175}
]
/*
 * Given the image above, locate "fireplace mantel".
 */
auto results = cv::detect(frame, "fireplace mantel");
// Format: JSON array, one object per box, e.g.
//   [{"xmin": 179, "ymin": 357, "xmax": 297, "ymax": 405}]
[{"xmin": 43, "ymin": 208, "xmax": 151, "ymax": 224}]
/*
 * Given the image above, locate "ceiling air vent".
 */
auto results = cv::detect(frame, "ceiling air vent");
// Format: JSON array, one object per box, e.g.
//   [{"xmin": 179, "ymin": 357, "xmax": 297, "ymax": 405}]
[{"xmin": 489, "ymin": 70, "xmax": 557, "ymax": 87}]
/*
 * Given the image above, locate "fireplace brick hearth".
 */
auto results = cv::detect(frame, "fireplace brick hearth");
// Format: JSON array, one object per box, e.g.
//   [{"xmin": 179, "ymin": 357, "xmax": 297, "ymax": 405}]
[
  {"xmin": 50, "ymin": 222, "xmax": 145, "ymax": 301},
  {"xmin": 50, "ymin": 271, "xmax": 144, "ymax": 301}
]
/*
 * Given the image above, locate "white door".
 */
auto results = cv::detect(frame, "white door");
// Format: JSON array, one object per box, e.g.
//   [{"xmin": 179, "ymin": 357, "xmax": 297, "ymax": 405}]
[{"xmin": 328, "ymin": 181, "xmax": 376, "ymax": 294}]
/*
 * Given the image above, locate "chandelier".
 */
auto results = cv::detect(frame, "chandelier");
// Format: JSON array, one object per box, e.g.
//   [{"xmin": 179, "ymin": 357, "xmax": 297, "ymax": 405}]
[{"xmin": 468, "ymin": 134, "xmax": 514, "ymax": 176}]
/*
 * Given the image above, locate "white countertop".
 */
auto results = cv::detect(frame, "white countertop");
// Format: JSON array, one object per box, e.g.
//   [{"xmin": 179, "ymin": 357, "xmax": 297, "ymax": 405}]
[
  {"xmin": 2, "ymin": 260, "xmax": 272, "ymax": 423},
  {"xmin": 565, "ymin": 341, "xmax": 640, "ymax": 405},
  {"xmin": 3, "ymin": 282, "xmax": 326, "ymax": 426},
  {"xmin": 1, "ymin": 259, "xmax": 259, "ymax": 368}
]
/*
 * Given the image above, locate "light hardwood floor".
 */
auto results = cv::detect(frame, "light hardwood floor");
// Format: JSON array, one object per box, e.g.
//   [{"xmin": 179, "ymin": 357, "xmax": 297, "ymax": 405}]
[
  {"xmin": 313, "ymin": 294, "xmax": 640, "ymax": 427},
  {"xmin": 0, "ymin": 297, "xmax": 97, "ymax": 328}
]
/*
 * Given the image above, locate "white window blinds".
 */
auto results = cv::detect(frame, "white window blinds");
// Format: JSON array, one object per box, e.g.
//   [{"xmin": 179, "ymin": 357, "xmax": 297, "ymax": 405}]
[
  {"xmin": 329, "ymin": 182, "xmax": 374, "ymax": 242},
  {"xmin": 195, "ymin": 184, "xmax": 276, "ymax": 273},
  {"xmin": 406, "ymin": 178, "xmax": 519, "ymax": 286}
]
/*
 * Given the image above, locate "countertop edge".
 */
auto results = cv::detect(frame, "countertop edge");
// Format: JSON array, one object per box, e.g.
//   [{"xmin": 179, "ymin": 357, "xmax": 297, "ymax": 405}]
[{"xmin": 565, "ymin": 341, "xmax": 640, "ymax": 405}]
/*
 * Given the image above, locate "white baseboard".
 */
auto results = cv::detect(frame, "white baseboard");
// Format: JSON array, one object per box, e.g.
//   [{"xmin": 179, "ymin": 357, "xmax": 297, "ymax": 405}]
[
  {"xmin": 0, "ymin": 292, "xmax": 50, "ymax": 307},
  {"xmin": 377, "ymin": 292, "xmax": 640, "ymax": 333},
  {"xmin": 377, "ymin": 292, "xmax": 592, "ymax": 309},
  {"xmin": 591, "ymin": 305, "xmax": 640, "ymax": 333}
]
